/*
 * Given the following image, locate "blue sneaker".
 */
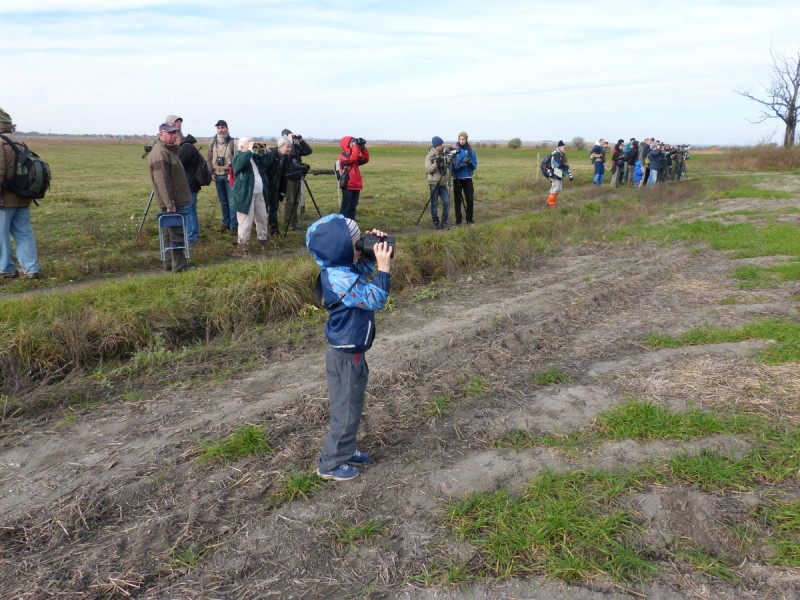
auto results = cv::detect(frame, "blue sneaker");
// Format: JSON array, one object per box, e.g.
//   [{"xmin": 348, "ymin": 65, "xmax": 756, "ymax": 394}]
[
  {"xmin": 316, "ymin": 464, "xmax": 360, "ymax": 481},
  {"xmin": 347, "ymin": 450, "xmax": 372, "ymax": 465}
]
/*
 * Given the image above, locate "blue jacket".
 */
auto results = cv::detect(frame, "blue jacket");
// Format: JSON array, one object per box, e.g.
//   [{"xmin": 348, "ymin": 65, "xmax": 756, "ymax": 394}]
[
  {"xmin": 452, "ymin": 143, "xmax": 477, "ymax": 179},
  {"xmin": 306, "ymin": 214, "xmax": 391, "ymax": 353}
]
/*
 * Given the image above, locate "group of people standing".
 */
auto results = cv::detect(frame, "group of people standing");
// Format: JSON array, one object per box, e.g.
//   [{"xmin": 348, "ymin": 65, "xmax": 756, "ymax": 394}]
[
  {"xmin": 589, "ymin": 137, "xmax": 687, "ymax": 188},
  {"xmin": 423, "ymin": 131, "xmax": 478, "ymax": 229}
]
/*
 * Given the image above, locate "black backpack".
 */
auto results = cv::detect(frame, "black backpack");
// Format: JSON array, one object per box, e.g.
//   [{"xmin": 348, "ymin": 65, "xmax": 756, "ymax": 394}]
[
  {"xmin": 195, "ymin": 156, "xmax": 212, "ymax": 186},
  {"xmin": 0, "ymin": 135, "xmax": 51, "ymax": 201},
  {"xmin": 540, "ymin": 154, "xmax": 554, "ymax": 178}
]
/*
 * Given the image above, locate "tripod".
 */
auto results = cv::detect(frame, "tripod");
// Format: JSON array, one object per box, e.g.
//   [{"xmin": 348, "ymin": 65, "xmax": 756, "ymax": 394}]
[
  {"xmin": 416, "ymin": 159, "xmax": 452, "ymax": 226},
  {"xmin": 283, "ymin": 175, "xmax": 322, "ymax": 238},
  {"xmin": 135, "ymin": 189, "xmax": 155, "ymax": 241}
]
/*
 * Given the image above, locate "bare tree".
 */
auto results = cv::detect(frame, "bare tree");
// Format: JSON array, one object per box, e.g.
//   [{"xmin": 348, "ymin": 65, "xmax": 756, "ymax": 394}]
[{"xmin": 736, "ymin": 47, "xmax": 800, "ymax": 148}]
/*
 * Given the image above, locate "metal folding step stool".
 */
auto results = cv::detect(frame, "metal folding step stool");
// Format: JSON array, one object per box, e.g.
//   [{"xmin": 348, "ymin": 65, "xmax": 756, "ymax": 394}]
[{"xmin": 158, "ymin": 213, "xmax": 191, "ymax": 261}]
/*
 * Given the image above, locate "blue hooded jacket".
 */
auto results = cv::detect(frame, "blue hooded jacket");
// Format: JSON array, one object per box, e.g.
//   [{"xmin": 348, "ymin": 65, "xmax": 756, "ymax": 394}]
[{"xmin": 306, "ymin": 214, "xmax": 391, "ymax": 353}]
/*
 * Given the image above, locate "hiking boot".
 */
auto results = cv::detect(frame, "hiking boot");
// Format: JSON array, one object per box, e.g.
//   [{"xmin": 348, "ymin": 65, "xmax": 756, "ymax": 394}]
[
  {"xmin": 433, "ymin": 222, "xmax": 440, "ymax": 230},
  {"xmin": 258, "ymin": 239, "xmax": 269, "ymax": 247},
  {"xmin": 234, "ymin": 243, "xmax": 249, "ymax": 256},
  {"xmin": 25, "ymin": 272, "xmax": 41, "ymax": 279},
  {"xmin": 316, "ymin": 464, "xmax": 360, "ymax": 481},
  {"xmin": 218, "ymin": 224, "xmax": 229, "ymax": 233},
  {"xmin": 2, "ymin": 271, "xmax": 19, "ymax": 279},
  {"xmin": 347, "ymin": 450, "xmax": 372, "ymax": 465},
  {"xmin": 230, "ymin": 227, "xmax": 238, "ymax": 236}
]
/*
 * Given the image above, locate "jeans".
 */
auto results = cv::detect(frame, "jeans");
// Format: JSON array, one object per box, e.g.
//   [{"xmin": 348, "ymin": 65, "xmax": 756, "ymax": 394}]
[
  {"xmin": 0, "ymin": 206, "xmax": 40, "ymax": 276},
  {"xmin": 215, "ymin": 176, "xmax": 237, "ymax": 229},
  {"xmin": 340, "ymin": 189, "xmax": 360, "ymax": 220},
  {"xmin": 647, "ymin": 169, "xmax": 658, "ymax": 186},
  {"xmin": 429, "ymin": 184, "xmax": 450, "ymax": 225},
  {"xmin": 593, "ymin": 162, "xmax": 605, "ymax": 185},
  {"xmin": 185, "ymin": 191, "xmax": 199, "ymax": 244}
]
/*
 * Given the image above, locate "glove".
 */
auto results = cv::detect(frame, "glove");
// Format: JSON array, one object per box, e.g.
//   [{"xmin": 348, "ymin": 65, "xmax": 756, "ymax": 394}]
[
  {"xmin": 435, "ymin": 156, "xmax": 444, "ymax": 166},
  {"xmin": 462, "ymin": 157, "xmax": 473, "ymax": 168}
]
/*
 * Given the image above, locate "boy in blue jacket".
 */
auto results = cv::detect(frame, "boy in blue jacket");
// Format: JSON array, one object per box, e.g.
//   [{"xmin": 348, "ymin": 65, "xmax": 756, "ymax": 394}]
[{"xmin": 306, "ymin": 214, "xmax": 393, "ymax": 481}]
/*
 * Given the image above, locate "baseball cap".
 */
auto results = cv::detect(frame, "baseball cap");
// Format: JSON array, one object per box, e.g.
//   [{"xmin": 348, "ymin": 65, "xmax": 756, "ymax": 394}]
[
  {"xmin": 159, "ymin": 123, "xmax": 179, "ymax": 132},
  {"xmin": 215, "ymin": 119, "xmax": 228, "ymax": 127}
]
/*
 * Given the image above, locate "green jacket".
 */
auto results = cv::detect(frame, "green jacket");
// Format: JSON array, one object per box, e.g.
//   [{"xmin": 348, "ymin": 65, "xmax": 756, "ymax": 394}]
[{"xmin": 232, "ymin": 150, "xmax": 274, "ymax": 214}]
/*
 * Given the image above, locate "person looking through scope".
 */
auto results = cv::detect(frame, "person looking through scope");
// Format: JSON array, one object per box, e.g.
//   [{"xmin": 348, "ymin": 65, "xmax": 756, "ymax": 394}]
[
  {"xmin": 424, "ymin": 136, "xmax": 452, "ymax": 229},
  {"xmin": 280, "ymin": 128, "xmax": 313, "ymax": 232}
]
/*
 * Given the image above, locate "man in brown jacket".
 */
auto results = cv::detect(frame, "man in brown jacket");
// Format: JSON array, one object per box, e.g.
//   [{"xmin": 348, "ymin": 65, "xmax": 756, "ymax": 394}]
[
  {"xmin": 0, "ymin": 107, "xmax": 41, "ymax": 279},
  {"xmin": 148, "ymin": 122, "xmax": 192, "ymax": 272}
]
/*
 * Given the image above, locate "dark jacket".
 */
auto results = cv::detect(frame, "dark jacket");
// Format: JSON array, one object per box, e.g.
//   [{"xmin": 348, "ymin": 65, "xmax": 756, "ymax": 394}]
[
  {"xmin": 206, "ymin": 134, "xmax": 235, "ymax": 176},
  {"xmin": 627, "ymin": 143, "xmax": 639, "ymax": 166},
  {"xmin": 231, "ymin": 149, "xmax": 274, "ymax": 214},
  {"xmin": 648, "ymin": 148, "xmax": 663, "ymax": 171},
  {"xmin": 285, "ymin": 138, "xmax": 313, "ymax": 181},
  {"xmin": 306, "ymin": 214, "xmax": 390, "ymax": 354},
  {"xmin": 178, "ymin": 134, "xmax": 203, "ymax": 193},
  {"xmin": 148, "ymin": 140, "xmax": 191, "ymax": 211},
  {"xmin": 0, "ymin": 131, "xmax": 32, "ymax": 208},
  {"xmin": 338, "ymin": 136, "xmax": 370, "ymax": 191}
]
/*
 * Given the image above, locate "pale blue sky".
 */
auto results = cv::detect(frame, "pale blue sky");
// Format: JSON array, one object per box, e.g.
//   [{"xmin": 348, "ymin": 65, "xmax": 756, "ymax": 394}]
[{"xmin": 3, "ymin": 0, "xmax": 799, "ymax": 145}]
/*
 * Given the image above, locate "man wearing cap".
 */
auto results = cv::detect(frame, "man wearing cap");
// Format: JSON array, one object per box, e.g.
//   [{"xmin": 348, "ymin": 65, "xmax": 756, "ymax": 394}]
[
  {"xmin": 280, "ymin": 128, "xmax": 313, "ymax": 232},
  {"xmin": 424, "ymin": 136, "xmax": 451, "ymax": 229},
  {"xmin": 148, "ymin": 122, "xmax": 192, "ymax": 272},
  {"xmin": 305, "ymin": 213, "xmax": 392, "ymax": 481},
  {"xmin": 546, "ymin": 140, "xmax": 574, "ymax": 208},
  {"xmin": 0, "ymin": 108, "xmax": 41, "ymax": 279},
  {"xmin": 206, "ymin": 119, "xmax": 237, "ymax": 235}
]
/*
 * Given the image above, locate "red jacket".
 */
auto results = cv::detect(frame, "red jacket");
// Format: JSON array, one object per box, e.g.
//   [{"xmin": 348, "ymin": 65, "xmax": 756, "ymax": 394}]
[{"xmin": 339, "ymin": 136, "xmax": 369, "ymax": 191}]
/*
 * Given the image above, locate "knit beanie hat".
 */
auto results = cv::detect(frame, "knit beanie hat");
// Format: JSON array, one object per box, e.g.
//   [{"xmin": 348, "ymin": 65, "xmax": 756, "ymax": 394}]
[
  {"xmin": 281, "ymin": 128, "xmax": 292, "ymax": 137},
  {"xmin": 0, "ymin": 108, "xmax": 12, "ymax": 125},
  {"xmin": 431, "ymin": 136, "xmax": 444, "ymax": 148},
  {"xmin": 344, "ymin": 218, "xmax": 361, "ymax": 243},
  {"xmin": 557, "ymin": 140, "xmax": 565, "ymax": 148},
  {"xmin": 458, "ymin": 131, "xmax": 469, "ymax": 141}
]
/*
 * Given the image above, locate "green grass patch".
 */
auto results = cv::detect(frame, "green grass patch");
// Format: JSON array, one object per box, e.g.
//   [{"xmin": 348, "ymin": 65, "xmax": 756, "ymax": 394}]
[
  {"xmin": 533, "ymin": 367, "xmax": 571, "ymax": 385},
  {"xmin": 197, "ymin": 423, "xmax": 272, "ymax": 464},
  {"xmin": 732, "ymin": 261, "xmax": 800, "ymax": 289},
  {"xmin": 423, "ymin": 394, "xmax": 453, "ymax": 417},
  {"xmin": 444, "ymin": 469, "xmax": 658, "ymax": 582},
  {"xmin": 613, "ymin": 220, "xmax": 800, "ymax": 259},
  {"xmin": 269, "ymin": 471, "xmax": 325, "ymax": 507},
  {"xmin": 757, "ymin": 499, "xmax": 800, "ymax": 566},
  {"xmin": 643, "ymin": 318, "xmax": 800, "ymax": 364},
  {"xmin": 463, "ymin": 376, "xmax": 488, "ymax": 396},
  {"xmin": 324, "ymin": 516, "xmax": 387, "ymax": 547}
]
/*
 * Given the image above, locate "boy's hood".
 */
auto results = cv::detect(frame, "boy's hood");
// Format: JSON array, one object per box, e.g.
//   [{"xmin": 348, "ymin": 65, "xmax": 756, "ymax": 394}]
[
  {"xmin": 340, "ymin": 136, "xmax": 353, "ymax": 152},
  {"xmin": 306, "ymin": 214, "xmax": 354, "ymax": 269}
]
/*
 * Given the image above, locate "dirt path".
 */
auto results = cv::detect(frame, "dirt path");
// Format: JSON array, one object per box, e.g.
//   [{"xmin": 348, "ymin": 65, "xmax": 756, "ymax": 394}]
[{"xmin": 2, "ymin": 196, "xmax": 800, "ymax": 599}]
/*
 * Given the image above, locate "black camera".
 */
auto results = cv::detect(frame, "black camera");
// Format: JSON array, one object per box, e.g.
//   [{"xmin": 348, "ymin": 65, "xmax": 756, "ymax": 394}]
[
  {"xmin": 215, "ymin": 156, "xmax": 226, "ymax": 166},
  {"xmin": 356, "ymin": 234, "xmax": 395, "ymax": 260}
]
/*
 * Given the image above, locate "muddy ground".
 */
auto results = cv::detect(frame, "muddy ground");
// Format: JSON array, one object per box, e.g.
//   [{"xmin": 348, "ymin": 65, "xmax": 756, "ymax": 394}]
[{"xmin": 2, "ymin": 194, "xmax": 800, "ymax": 599}]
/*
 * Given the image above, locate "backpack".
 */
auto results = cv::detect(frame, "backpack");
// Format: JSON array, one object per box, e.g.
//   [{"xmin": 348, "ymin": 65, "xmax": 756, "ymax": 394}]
[
  {"xmin": 0, "ymin": 134, "xmax": 51, "ymax": 201},
  {"xmin": 540, "ymin": 154, "xmax": 554, "ymax": 178},
  {"xmin": 194, "ymin": 156, "xmax": 212, "ymax": 186},
  {"xmin": 334, "ymin": 159, "xmax": 349, "ymax": 190}
]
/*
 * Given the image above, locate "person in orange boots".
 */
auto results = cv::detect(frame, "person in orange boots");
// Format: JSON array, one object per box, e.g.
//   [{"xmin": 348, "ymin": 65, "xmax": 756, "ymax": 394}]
[{"xmin": 547, "ymin": 140, "xmax": 574, "ymax": 207}]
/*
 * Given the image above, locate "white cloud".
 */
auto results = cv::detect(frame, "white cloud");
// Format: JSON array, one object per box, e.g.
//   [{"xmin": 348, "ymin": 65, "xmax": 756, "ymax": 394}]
[{"xmin": 2, "ymin": 0, "xmax": 799, "ymax": 143}]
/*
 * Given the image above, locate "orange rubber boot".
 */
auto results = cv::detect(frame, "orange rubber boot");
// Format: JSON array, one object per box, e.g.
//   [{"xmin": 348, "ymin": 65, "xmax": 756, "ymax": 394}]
[{"xmin": 547, "ymin": 193, "xmax": 557, "ymax": 207}]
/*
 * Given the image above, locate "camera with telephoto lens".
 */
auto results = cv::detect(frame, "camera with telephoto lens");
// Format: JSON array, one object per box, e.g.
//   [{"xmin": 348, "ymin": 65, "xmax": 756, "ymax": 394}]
[
  {"xmin": 215, "ymin": 156, "xmax": 226, "ymax": 166},
  {"xmin": 356, "ymin": 234, "xmax": 396, "ymax": 260}
]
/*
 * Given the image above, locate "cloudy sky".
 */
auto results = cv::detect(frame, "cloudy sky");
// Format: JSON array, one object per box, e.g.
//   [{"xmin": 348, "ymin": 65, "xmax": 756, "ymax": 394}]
[{"xmin": 3, "ymin": 0, "xmax": 799, "ymax": 145}]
